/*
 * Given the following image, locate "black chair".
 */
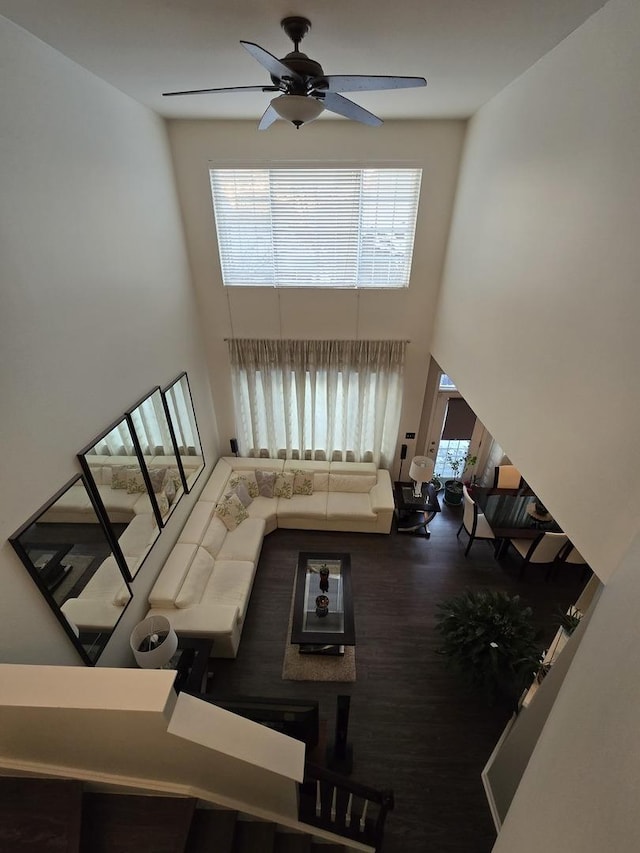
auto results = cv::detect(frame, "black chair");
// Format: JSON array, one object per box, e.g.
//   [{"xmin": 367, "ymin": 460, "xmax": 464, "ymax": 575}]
[{"xmin": 457, "ymin": 485, "xmax": 496, "ymax": 557}]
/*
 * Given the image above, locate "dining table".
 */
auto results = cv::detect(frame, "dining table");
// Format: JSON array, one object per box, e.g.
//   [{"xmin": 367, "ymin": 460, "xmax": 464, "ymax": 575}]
[{"xmin": 471, "ymin": 485, "xmax": 562, "ymax": 556}]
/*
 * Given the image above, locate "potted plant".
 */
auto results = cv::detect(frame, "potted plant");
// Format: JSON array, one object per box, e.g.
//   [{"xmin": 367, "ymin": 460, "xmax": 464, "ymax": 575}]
[
  {"xmin": 429, "ymin": 475, "xmax": 443, "ymax": 493},
  {"xmin": 435, "ymin": 589, "xmax": 542, "ymax": 705},
  {"xmin": 443, "ymin": 450, "xmax": 478, "ymax": 506},
  {"xmin": 557, "ymin": 605, "xmax": 582, "ymax": 636}
]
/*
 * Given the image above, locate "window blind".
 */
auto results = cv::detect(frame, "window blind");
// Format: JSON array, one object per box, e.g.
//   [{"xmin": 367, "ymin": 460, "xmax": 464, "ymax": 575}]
[{"xmin": 209, "ymin": 168, "xmax": 422, "ymax": 288}]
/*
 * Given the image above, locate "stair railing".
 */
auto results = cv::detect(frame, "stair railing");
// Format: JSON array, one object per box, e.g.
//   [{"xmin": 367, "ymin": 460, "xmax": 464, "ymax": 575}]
[{"xmin": 298, "ymin": 761, "xmax": 394, "ymax": 852}]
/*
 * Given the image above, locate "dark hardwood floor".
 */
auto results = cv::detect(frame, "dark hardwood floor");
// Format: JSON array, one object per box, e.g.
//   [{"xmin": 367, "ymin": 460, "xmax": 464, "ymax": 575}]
[{"xmin": 207, "ymin": 502, "xmax": 587, "ymax": 853}]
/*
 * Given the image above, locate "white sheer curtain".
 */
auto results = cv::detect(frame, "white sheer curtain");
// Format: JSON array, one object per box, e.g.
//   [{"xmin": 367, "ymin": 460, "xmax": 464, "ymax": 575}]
[{"xmin": 228, "ymin": 339, "xmax": 406, "ymax": 468}]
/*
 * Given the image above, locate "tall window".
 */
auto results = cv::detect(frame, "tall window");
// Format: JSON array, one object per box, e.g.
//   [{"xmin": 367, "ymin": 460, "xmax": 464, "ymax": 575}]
[
  {"xmin": 228, "ymin": 339, "xmax": 406, "ymax": 468},
  {"xmin": 210, "ymin": 168, "xmax": 422, "ymax": 288}
]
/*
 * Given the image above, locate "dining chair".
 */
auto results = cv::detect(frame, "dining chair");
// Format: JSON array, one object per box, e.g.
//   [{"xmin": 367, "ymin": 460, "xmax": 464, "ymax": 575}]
[
  {"xmin": 493, "ymin": 464, "xmax": 523, "ymax": 489},
  {"xmin": 507, "ymin": 531, "xmax": 569, "ymax": 579},
  {"xmin": 457, "ymin": 485, "xmax": 496, "ymax": 557},
  {"xmin": 557, "ymin": 541, "xmax": 591, "ymax": 581}
]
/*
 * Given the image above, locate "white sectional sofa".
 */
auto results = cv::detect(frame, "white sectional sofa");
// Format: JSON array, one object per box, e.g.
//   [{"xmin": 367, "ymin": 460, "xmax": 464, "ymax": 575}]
[{"xmin": 145, "ymin": 456, "xmax": 394, "ymax": 657}]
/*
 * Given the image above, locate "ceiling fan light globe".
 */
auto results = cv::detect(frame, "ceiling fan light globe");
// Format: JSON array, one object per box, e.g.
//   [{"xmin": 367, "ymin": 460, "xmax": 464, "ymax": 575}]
[{"xmin": 271, "ymin": 94, "xmax": 323, "ymax": 128}]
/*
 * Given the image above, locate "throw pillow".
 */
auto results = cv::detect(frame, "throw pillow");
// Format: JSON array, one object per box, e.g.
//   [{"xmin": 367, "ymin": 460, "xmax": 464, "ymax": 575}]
[
  {"xmin": 126, "ymin": 468, "xmax": 148, "ymax": 494},
  {"xmin": 147, "ymin": 467, "xmax": 167, "ymax": 494},
  {"xmin": 255, "ymin": 469, "xmax": 277, "ymax": 498},
  {"xmin": 163, "ymin": 475, "xmax": 177, "ymax": 504},
  {"xmin": 110, "ymin": 466, "xmax": 130, "ymax": 490},
  {"xmin": 225, "ymin": 480, "xmax": 252, "ymax": 508},
  {"xmin": 166, "ymin": 466, "xmax": 183, "ymax": 490},
  {"xmin": 155, "ymin": 491, "xmax": 170, "ymax": 517},
  {"xmin": 274, "ymin": 471, "xmax": 295, "ymax": 499},
  {"xmin": 291, "ymin": 468, "xmax": 314, "ymax": 496},
  {"xmin": 228, "ymin": 472, "xmax": 259, "ymax": 499},
  {"xmin": 214, "ymin": 494, "xmax": 249, "ymax": 531}
]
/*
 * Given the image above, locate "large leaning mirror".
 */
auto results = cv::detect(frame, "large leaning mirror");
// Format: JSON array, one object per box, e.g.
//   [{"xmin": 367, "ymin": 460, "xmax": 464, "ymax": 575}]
[
  {"xmin": 78, "ymin": 414, "xmax": 162, "ymax": 578},
  {"xmin": 127, "ymin": 386, "xmax": 187, "ymax": 521},
  {"xmin": 162, "ymin": 372, "xmax": 205, "ymax": 492},
  {"xmin": 9, "ymin": 474, "xmax": 132, "ymax": 665}
]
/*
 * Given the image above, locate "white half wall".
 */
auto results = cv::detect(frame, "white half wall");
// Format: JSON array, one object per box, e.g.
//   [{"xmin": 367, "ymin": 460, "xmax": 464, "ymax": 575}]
[
  {"xmin": 432, "ymin": 0, "xmax": 640, "ymax": 582},
  {"xmin": 0, "ymin": 16, "xmax": 218, "ymax": 665},
  {"xmin": 167, "ymin": 119, "xmax": 466, "ymax": 471}
]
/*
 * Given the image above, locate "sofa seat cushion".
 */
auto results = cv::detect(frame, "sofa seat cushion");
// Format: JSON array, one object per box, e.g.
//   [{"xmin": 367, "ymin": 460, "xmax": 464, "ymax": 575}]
[
  {"xmin": 102, "ymin": 487, "xmax": 144, "ymax": 514},
  {"xmin": 276, "ymin": 492, "xmax": 328, "ymax": 520},
  {"xmin": 326, "ymin": 491, "xmax": 376, "ymax": 520},
  {"xmin": 245, "ymin": 495, "xmax": 279, "ymax": 525},
  {"xmin": 217, "ymin": 517, "xmax": 266, "ymax": 564},
  {"xmin": 201, "ymin": 560, "xmax": 256, "ymax": 623},
  {"xmin": 146, "ymin": 603, "xmax": 240, "ymax": 638},
  {"xmin": 179, "ymin": 501, "xmax": 215, "ymax": 545},
  {"xmin": 118, "ymin": 513, "xmax": 157, "ymax": 557},
  {"xmin": 61, "ymin": 598, "xmax": 122, "ymax": 632}
]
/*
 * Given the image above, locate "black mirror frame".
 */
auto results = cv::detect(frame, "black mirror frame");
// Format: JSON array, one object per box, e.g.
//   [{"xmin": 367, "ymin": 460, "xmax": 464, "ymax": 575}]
[
  {"xmin": 162, "ymin": 371, "xmax": 205, "ymax": 494},
  {"xmin": 8, "ymin": 473, "xmax": 132, "ymax": 667},
  {"xmin": 78, "ymin": 412, "xmax": 162, "ymax": 579}
]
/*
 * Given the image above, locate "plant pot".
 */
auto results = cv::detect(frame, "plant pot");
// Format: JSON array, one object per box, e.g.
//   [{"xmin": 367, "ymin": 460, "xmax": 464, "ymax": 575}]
[
  {"xmin": 444, "ymin": 479, "xmax": 463, "ymax": 506},
  {"xmin": 430, "ymin": 476, "xmax": 443, "ymax": 493}
]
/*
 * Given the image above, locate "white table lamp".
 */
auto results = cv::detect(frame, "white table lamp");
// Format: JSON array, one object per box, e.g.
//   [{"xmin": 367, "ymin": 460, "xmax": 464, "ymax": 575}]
[
  {"xmin": 130, "ymin": 615, "xmax": 178, "ymax": 669},
  {"xmin": 409, "ymin": 456, "xmax": 434, "ymax": 498}
]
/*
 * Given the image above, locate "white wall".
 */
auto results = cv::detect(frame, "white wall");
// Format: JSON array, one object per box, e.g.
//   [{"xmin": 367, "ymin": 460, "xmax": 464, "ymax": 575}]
[
  {"xmin": 432, "ymin": 0, "xmax": 640, "ymax": 582},
  {"xmin": 0, "ymin": 17, "xmax": 218, "ymax": 666},
  {"xmin": 167, "ymin": 119, "xmax": 465, "ymax": 470},
  {"xmin": 428, "ymin": 0, "xmax": 640, "ymax": 849}
]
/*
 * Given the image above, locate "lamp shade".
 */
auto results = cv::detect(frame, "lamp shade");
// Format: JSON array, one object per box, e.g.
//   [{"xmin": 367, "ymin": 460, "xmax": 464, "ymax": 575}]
[
  {"xmin": 409, "ymin": 456, "xmax": 434, "ymax": 484},
  {"xmin": 270, "ymin": 94, "xmax": 324, "ymax": 128},
  {"xmin": 130, "ymin": 615, "xmax": 178, "ymax": 669}
]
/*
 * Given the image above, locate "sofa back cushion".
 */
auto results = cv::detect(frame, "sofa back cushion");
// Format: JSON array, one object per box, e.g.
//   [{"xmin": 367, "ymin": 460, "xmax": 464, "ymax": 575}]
[
  {"xmin": 329, "ymin": 473, "xmax": 377, "ymax": 493},
  {"xmin": 175, "ymin": 547, "xmax": 215, "ymax": 608},
  {"xmin": 148, "ymin": 543, "xmax": 197, "ymax": 608},
  {"xmin": 201, "ymin": 516, "xmax": 228, "ymax": 558}
]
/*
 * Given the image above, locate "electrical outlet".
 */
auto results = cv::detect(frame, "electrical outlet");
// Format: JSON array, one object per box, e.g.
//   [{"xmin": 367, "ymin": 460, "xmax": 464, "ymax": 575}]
[{"xmin": 405, "ymin": 432, "xmax": 415, "ymax": 439}]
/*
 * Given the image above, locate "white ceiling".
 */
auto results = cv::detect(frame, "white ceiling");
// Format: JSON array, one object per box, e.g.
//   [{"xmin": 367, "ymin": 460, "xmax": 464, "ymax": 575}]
[{"xmin": 0, "ymin": 0, "xmax": 607, "ymax": 121}]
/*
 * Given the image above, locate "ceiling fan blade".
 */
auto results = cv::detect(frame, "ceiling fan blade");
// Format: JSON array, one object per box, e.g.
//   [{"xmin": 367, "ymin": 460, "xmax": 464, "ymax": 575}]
[
  {"xmin": 240, "ymin": 41, "xmax": 303, "ymax": 85},
  {"xmin": 258, "ymin": 104, "xmax": 279, "ymax": 131},
  {"xmin": 313, "ymin": 75, "xmax": 427, "ymax": 94},
  {"xmin": 163, "ymin": 84, "xmax": 279, "ymax": 97},
  {"xmin": 321, "ymin": 92, "xmax": 383, "ymax": 127}
]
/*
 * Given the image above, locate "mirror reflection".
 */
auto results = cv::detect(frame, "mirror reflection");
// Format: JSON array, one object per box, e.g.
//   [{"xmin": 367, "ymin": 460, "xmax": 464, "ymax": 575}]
[
  {"xmin": 127, "ymin": 386, "xmax": 187, "ymax": 521},
  {"xmin": 163, "ymin": 372, "xmax": 205, "ymax": 492},
  {"xmin": 79, "ymin": 415, "xmax": 162, "ymax": 577},
  {"xmin": 9, "ymin": 475, "xmax": 132, "ymax": 665}
]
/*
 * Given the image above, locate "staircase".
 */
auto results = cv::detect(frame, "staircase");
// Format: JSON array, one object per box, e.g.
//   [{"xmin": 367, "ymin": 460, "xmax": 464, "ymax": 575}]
[{"xmin": 0, "ymin": 776, "xmax": 358, "ymax": 853}]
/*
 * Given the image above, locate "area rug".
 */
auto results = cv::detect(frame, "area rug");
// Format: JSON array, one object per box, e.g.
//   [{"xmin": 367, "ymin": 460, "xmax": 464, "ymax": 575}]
[{"xmin": 281, "ymin": 573, "xmax": 356, "ymax": 682}]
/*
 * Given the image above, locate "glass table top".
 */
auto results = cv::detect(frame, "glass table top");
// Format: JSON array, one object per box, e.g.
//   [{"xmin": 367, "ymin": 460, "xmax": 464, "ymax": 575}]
[{"xmin": 291, "ymin": 552, "xmax": 355, "ymax": 646}]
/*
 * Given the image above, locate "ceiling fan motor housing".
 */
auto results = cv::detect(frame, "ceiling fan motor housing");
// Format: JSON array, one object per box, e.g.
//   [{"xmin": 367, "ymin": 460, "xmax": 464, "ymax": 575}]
[{"xmin": 271, "ymin": 51, "xmax": 325, "ymax": 92}]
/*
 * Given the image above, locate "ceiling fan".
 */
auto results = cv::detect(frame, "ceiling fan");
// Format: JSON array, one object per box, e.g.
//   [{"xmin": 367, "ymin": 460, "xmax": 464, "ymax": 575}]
[{"xmin": 163, "ymin": 16, "xmax": 427, "ymax": 130}]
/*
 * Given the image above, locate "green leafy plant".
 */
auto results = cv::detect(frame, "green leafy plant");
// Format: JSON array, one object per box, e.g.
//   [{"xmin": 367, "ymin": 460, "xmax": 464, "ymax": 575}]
[
  {"xmin": 435, "ymin": 589, "xmax": 542, "ymax": 704},
  {"xmin": 445, "ymin": 450, "xmax": 478, "ymax": 483},
  {"xmin": 557, "ymin": 605, "xmax": 582, "ymax": 636}
]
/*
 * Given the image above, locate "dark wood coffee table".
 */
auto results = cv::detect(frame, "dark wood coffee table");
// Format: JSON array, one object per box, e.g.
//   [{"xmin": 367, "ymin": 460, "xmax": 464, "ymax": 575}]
[{"xmin": 291, "ymin": 552, "xmax": 355, "ymax": 656}]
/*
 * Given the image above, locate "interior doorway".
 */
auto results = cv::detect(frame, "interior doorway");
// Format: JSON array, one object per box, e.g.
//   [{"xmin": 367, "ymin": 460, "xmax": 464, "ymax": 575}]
[{"xmin": 424, "ymin": 374, "xmax": 484, "ymax": 480}]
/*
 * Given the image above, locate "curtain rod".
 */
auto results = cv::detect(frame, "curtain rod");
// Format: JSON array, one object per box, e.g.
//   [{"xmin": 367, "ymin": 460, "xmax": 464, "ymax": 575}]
[{"xmin": 223, "ymin": 337, "xmax": 411, "ymax": 342}]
